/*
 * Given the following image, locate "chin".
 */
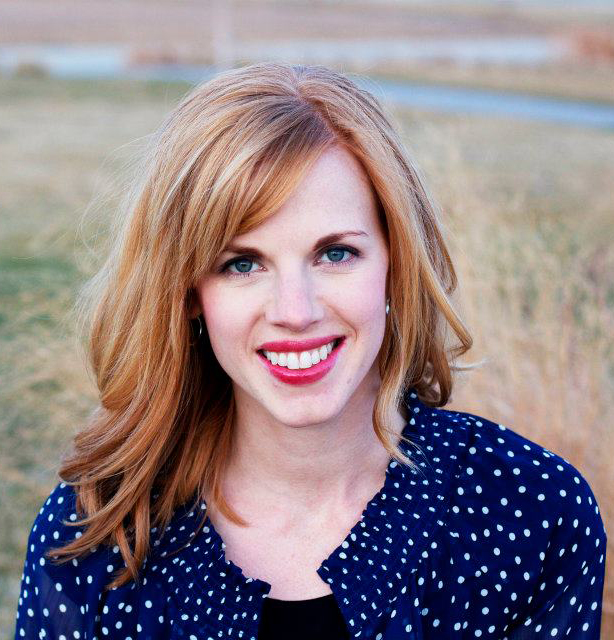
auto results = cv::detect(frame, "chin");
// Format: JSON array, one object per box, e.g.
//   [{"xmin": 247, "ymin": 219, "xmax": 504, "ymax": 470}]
[{"xmin": 269, "ymin": 395, "xmax": 342, "ymax": 428}]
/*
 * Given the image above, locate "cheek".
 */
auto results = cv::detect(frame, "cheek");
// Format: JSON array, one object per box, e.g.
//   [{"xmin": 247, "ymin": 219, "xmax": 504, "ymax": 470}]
[
  {"xmin": 343, "ymin": 290, "xmax": 380, "ymax": 326},
  {"xmin": 346, "ymin": 267, "xmax": 387, "ymax": 323},
  {"xmin": 196, "ymin": 282, "xmax": 253, "ymax": 358}
]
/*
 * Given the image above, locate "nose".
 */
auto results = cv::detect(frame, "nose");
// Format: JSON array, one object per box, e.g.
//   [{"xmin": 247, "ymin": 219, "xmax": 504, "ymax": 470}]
[{"xmin": 265, "ymin": 271, "xmax": 325, "ymax": 332}]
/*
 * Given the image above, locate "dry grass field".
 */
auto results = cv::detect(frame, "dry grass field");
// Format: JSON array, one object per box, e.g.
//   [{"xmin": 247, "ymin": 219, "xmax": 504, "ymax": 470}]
[{"xmin": 1, "ymin": 72, "xmax": 613, "ymax": 638}]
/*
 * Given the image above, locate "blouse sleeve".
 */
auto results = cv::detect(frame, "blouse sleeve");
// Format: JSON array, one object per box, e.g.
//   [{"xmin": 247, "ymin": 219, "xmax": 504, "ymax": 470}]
[
  {"xmin": 505, "ymin": 465, "xmax": 608, "ymax": 639},
  {"xmin": 14, "ymin": 556, "xmax": 88, "ymax": 640},
  {"xmin": 506, "ymin": 548, "xmax": 606, "ymax": 639},
  {"xmin": 14, "ymin": 482, "xmax": 90, "ymax": 640}
]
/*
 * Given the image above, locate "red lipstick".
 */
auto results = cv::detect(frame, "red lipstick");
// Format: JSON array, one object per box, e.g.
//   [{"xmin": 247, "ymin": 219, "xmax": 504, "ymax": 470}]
[{"xmin": 257, "ymin": 338, "xmax": 346, "ymax": 386}]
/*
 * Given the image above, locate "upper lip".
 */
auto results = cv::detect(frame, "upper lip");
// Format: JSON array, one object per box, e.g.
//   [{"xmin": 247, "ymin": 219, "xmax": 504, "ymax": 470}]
[{"xmin": 257, "ymin": 335, "xmax": 343, "ymax": 353}]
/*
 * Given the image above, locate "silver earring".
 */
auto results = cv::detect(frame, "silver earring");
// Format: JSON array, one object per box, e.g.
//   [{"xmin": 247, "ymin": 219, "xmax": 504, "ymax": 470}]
[
  {"xmin": 190, "ymin": 315, "xmax": 203, "ymax": 345},
  {"xmin": 385, "ymin": 298, "xmax": 390, "ymax": 315}
]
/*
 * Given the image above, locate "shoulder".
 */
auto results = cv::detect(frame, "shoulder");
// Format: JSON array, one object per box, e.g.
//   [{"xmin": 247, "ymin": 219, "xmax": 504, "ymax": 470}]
[
  {"xmin": 445, "ymin": 405, "xmax": 603, "ymax": 530},
  {"xmin": 28, "ymin": 480, "xmax": 80, "ymax": 539},
  {"xmin": 22, "ymin": 480, "xmax": 82, "ymax": 578},
  {"xmin": 24, "ymin": 481, "xmax": 90, "ymax": 561},
  {"xmin": 427, "ymin": 403, "xmax": 607, "ymax": 576}
]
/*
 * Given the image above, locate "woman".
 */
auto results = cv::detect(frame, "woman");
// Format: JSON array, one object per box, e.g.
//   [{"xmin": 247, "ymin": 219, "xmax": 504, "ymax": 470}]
[{"xmin": 15, "ymin": 62, "xmax": 606, "ymax": 639}]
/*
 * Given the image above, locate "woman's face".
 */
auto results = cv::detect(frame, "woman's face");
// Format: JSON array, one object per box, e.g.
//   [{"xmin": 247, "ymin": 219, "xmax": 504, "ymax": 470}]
[{"xmin": 191, "ymin": 144, "xmax": 390, "ymax": 429}]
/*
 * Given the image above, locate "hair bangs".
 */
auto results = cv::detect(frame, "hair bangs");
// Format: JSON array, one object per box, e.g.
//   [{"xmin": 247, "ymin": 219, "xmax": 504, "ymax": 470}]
[{"xmin": 189, "ymin": 99, "xmax": 339, "ymax": 282}]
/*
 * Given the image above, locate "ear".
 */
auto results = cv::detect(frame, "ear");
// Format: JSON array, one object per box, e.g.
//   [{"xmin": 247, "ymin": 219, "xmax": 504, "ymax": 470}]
[{"xmin": 186, "ymin": 288, "xmax": 202, "ymax": 320}]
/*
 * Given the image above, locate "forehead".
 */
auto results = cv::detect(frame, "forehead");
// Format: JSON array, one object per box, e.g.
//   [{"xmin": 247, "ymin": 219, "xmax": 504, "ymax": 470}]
[{"xmin": 238, "ymin": 146, "xmax": 380, "ymax": 243}]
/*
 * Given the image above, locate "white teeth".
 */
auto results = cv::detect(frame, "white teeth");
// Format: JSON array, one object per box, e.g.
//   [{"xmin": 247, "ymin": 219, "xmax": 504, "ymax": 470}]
[{"xmin": 263, "ymin": 340, "xmax": 338, "ymax": 369}]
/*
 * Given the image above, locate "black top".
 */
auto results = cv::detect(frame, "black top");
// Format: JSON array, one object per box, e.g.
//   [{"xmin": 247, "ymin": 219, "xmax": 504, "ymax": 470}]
[{"xmin": 258, "ymin": 593, "xmax": 350, "ymax": 639}]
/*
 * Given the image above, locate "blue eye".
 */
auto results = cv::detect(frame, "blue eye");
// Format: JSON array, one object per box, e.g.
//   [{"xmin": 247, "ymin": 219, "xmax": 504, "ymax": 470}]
[
  {"xmin": 226, "ymin": 257, "xmax": 257, "ymax": 276},
  {"xmin": 321, "ymin": 247, "xmax": 353, "ymax": 264},
  {"xmin": 219, "ymin": 245, "xmax": 361, "ymax": 279}
]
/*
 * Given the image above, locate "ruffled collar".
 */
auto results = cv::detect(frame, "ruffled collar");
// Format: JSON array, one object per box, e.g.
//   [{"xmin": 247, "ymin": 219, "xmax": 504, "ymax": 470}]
[{"xmin": 148, "ymin": 389, "xmax": 468, "ymax": 638}]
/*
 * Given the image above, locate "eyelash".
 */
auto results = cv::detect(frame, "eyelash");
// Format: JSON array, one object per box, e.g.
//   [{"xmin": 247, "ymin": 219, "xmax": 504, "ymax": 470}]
[{"xmin": 218, "ymin": 245, "xmax": 361, "ymax": 279}]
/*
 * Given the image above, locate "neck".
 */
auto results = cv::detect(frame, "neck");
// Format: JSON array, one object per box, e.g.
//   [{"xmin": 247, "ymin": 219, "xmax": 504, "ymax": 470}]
[{"xmin": 219, "ymin": 387, "xmax": 408, "ymax": 520}]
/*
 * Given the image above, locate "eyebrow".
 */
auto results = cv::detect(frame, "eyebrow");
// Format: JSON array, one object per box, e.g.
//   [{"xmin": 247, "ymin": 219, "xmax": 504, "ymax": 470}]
[{"xmin": 221, "ymin": 230, "xmax": 369, "ymax": 257}]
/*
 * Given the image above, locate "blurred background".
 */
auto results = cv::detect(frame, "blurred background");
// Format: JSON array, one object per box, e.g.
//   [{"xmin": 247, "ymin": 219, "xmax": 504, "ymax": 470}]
[{"xmin": 1, "ymin": 0, "xmax": 613, "ymax": 636}]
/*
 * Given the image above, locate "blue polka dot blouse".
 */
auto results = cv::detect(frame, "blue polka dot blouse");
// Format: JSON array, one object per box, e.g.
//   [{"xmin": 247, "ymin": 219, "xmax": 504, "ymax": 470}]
[{"xmin": 14, "ymin": 390, "xmax": 608, "ymax": 639}]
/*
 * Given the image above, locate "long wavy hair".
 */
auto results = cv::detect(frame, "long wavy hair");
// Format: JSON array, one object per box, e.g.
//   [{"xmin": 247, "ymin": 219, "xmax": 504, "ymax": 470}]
[{"xmin": 46, "ymin": 61, "xmax": 474, "ymax": 589}]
